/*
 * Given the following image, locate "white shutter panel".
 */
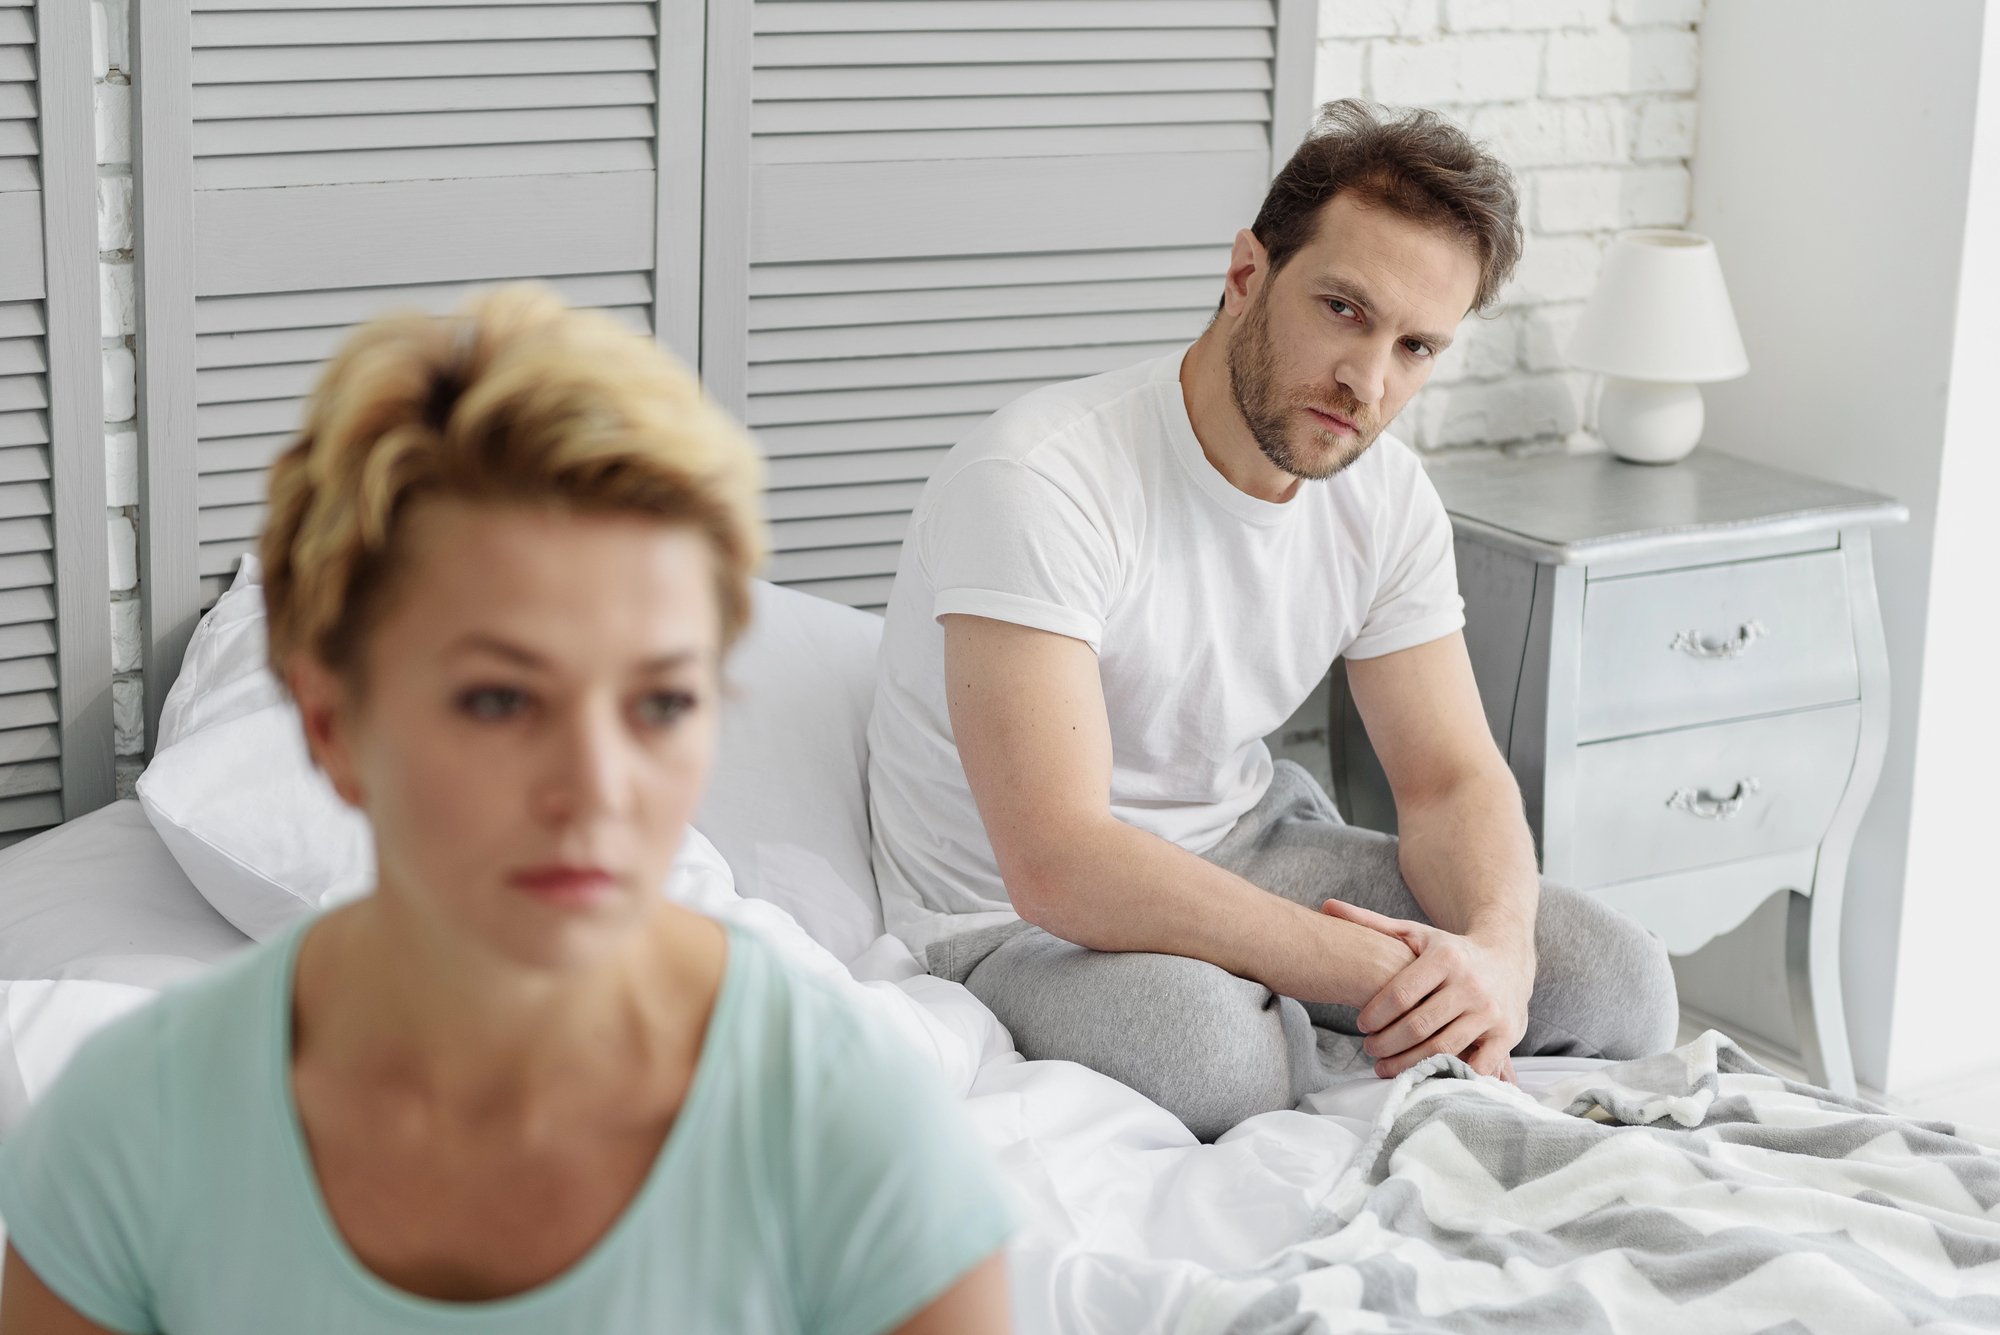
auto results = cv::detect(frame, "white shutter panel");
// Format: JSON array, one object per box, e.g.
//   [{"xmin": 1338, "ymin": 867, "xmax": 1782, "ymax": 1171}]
[
  {"xmin": 0, "ymin": 0, "xmax": 114, "ymax": 836},
  {"xmin": 707, "ymin": 0, "xmax": 1315, "ymax": 610},
  {"xmin": 134, "ymin": 0, "xmax": 705, "ymax": 738}
]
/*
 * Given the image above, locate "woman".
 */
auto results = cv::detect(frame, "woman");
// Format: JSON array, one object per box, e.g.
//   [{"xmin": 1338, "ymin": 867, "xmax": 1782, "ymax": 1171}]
[{"xmin": 0, "ymin": 289, "xmax": 1014, "ymax": 1333}]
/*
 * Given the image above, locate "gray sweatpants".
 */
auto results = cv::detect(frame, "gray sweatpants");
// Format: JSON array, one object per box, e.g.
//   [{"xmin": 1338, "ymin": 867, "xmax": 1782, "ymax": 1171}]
[{"xmin": 928, "ymin": 762, "xmax": 1680, "ymax": 1142}]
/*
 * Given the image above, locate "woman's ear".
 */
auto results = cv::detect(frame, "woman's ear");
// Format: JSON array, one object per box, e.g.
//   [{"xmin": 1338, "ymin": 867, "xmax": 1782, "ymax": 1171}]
[{"xmin": 286, "ymin": 653, "xmax": 366, "ymax": 809}]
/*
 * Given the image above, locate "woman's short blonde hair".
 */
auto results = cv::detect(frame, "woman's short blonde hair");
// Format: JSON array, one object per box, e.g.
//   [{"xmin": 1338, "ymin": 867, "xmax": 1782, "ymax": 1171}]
[{"xmin": 261, "ymin": 285, "xmax": 765, "ymax": 677}]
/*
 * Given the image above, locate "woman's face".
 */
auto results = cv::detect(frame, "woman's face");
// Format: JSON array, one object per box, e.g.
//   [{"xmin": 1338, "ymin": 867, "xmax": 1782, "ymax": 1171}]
[{"xmin": 293, "ymin": 500, "xmax": 722, "ymax": 970}]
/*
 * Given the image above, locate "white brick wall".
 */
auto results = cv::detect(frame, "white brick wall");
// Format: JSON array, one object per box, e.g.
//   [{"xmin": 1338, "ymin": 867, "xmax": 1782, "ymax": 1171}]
[
  {"xmin": 91, "ymin": 0, "xmax": 143, "ymax": 794},
  {"xmin": 1314, "ymin": 0, "xmax": 1702, "ymax": 455}
]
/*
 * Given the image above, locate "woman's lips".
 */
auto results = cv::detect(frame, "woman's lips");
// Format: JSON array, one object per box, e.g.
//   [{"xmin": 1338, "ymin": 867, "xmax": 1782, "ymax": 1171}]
[{"xmin": 509, "ymin": 864, "xmax": 618, "ymax": 907}]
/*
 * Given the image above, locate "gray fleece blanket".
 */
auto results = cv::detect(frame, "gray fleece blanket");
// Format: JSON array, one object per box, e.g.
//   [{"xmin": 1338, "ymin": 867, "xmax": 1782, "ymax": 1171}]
[{"xmin": 1176, "ymin": 1032, "xmax": 2000, "ymax": 1334}]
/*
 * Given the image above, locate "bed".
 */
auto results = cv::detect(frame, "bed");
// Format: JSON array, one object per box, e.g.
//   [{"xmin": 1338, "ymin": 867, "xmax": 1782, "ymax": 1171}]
[{"xmin": 2, "ymin": 579, "xmax": 1995, "ymax": 1334}]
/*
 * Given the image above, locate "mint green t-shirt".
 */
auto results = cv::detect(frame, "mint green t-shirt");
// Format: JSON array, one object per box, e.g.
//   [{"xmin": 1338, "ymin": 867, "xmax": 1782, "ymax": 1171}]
[{"xmin": 0, "ymin": 921, "xmax": 1013, "ymax": 1335}]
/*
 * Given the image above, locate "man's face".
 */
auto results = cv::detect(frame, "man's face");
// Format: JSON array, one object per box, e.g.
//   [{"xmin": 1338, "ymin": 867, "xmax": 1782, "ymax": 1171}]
[{"xmin": 1227, "ymin": 193, "xmax": 1483, "ymax": 480}]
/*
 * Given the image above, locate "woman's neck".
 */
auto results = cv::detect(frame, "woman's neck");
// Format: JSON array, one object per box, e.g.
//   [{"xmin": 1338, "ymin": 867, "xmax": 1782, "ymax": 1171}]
[{"xmin": 292, "ymin": 889, "xmax": 727, "ymax": 1111}]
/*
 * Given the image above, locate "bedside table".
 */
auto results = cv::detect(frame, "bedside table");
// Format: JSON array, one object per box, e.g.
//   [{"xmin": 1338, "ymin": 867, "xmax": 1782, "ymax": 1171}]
[{"xmin": 1329, "ymin": 450, "xmax": 1906, "ymax": 1097}]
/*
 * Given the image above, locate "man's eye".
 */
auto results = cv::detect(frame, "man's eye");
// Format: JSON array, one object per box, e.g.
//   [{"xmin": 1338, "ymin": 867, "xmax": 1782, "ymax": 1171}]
[
  {"xmin": 1328, "ymin": 298, "xmax": 1357, "ymax": 319},
  {"xmin": 634, "ymin": 691, "xmax": 697, "ymax": 728},
  {"xmin": 459, "ymin": 687, "xmax": 530, "ymax": 721},
  {"xmin": 1403, "ymin": 338, "xmax": 1433, "ymax": 358}
]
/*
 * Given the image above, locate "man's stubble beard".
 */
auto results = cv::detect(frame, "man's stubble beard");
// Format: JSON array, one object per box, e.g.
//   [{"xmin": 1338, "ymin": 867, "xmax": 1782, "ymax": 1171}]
[{"xmin": 1226, "ymin": 288, "xmax": 1383, "ymax": 482}]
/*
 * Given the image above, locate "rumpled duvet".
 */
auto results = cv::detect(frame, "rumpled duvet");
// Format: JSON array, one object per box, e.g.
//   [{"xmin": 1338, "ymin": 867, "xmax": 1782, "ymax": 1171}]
[{"xmin": 1178, "ymin": 1032, "xmax": 2000, "ymax": 1334}]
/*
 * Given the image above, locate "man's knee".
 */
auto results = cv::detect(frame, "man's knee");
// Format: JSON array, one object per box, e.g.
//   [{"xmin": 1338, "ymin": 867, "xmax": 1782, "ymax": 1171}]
[
  {"xmin": 1527, "ymin": 882, "xmax": 1679, "ymax": 1061},
  {"xmin": 966, "ymin": 931, "xmax": 1293, "ymax": 1141}
]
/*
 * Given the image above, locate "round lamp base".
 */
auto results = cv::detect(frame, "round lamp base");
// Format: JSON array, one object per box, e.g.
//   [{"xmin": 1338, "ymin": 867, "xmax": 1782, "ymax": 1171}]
[{"xmin": 1599, "ymin": 377, "xmax": 1705, "ymax": 464}]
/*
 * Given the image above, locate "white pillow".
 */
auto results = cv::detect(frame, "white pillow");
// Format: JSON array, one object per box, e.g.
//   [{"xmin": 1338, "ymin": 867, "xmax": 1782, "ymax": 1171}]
[
  {"xmin": 697, "ymin": 580, "xmax": 885, "ymax": 961},
  {"xmin": 140, "ymin": 569, "xmax": 887, "ymax": 959}
]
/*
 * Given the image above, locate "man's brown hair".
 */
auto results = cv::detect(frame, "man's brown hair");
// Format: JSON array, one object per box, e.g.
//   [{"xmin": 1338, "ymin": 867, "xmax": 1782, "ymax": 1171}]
[{"xmin": 1253, "ymin": 99, "xmax": 1523, "ymax": 313}]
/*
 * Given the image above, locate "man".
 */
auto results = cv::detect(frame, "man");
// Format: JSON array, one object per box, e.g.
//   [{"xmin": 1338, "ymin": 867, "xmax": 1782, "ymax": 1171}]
[{"xmin": 866, "ymin": 101, "xmax": 1679, "ymax": 1141}]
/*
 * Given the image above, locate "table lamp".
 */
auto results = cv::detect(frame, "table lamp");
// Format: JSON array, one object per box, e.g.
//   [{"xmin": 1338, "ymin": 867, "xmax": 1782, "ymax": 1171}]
[{"xmin": 1565, "ymin": 229, "xmax": 1749, "ymax": 464}]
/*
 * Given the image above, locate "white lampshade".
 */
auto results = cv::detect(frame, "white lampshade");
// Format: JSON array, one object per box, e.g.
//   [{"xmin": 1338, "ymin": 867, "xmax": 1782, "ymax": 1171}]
[{"xmin": 1566, "ymin": 230, "xmax": 1749, "ymax": 383}]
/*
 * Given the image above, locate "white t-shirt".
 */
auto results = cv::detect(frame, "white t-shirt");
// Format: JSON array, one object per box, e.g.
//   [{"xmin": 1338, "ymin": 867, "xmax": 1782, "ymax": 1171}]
[{"xmin": 866, "ymin": 349, "xmax": 1464, "ymax": 957}]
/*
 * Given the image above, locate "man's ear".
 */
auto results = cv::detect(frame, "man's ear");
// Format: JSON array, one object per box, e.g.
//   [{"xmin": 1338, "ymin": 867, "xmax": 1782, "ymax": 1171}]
[
  {"xmin": 1221, "ymin": 228, "xmax": 1269, "ymax": 318},
  {"xmin": 286, "ymin": 653, "xmax": 366, "ymax": 809}
]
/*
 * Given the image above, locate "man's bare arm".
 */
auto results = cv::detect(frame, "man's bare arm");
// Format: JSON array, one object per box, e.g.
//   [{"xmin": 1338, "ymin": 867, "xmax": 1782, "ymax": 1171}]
[
  {"xmin": 1341, "ymin": 632, "xmax": 1541, "ymax": 1076},
  {"xmin": 944, "ymin": 614, "xmax": 1412, "ymax": 1008}
]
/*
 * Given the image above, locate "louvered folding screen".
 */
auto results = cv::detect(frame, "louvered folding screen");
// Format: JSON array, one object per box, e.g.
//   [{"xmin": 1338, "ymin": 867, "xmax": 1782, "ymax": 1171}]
[
  {"xmin": 134, "ymin": 0, "xmax": 704, "ymax": 741},
  {"xmin": 0, "ymin": 0, "xmax": 113, "ymax": 837},
  {"xmin": 703, "ymin": 0, "xmax": 1315, "ymax": 610}
]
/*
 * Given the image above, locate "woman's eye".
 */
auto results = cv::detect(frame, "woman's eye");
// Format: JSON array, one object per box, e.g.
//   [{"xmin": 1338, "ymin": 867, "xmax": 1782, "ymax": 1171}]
[
  {"xmin": 634, "ymin": 691, "xmax": 697, "ymax": 728},
  {"xmin": 458, "ymin": 686, "xmax": 530, "ymax": 721}
]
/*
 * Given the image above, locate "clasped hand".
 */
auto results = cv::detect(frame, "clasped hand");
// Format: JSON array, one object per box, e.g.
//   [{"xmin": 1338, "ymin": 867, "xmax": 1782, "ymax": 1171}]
[{"xmin": 1320, "ymin": 899, "xmax": 1534, "ymax": 1082}]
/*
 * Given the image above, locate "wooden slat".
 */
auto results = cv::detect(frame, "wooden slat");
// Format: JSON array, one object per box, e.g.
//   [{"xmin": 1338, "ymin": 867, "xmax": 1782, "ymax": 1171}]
[
  {"xmin": 753, "ymin": 27, "xmax": 1272, "ymax": 66},
  {"xmin": 753, "ymin": 2, "xmax": 1275, "ymax": 35},
  {"xmin": 0, "ymin": 790, "xmax": 61, "ymax": 833},
  {"xmin": 0, "ymin": 514, "xmax": 49, "ymax": 555},
  {"xmin": 193, "ymin": 4, "xmax": 656, "ymax": 47},
  {"xmin": 756, "ymin": 59, "xmax": 1272, "ymax": 102},
  {"xmin": 751, "ymin": 274, "xmax": 1220, "ymax": 330},
  {"xmin": 775, "ymin": 572, "xmax": 893, "ymax": 609},
  {"xmin": 199, "ymin": 537, "xmax": 256, "ymax": 578},
  {"xmin": 766, "ymin": 446, "xmax": 948, "ymax": 489},
  {"xmin": 754, "ymin": 121, "xmax": 1267, "ymax": 166},
  {"xmin": 748, "ymin": 339, "xmax": 1185, "ymax": 396},
  {"xmin": 747, "ymin": 378, "xmax": 1064, "ymax": 429},
  {"xmin": 764, "ymin": 478, "xmax": 923, "ymax": 522},
  {"xmin": 196, "ymin": 396, "xmax": 303, "ymax": 440},
  {"xmin": 195, "ymin": 137, "xmax": 653, "ymax": 190},
  {"xmin": 0, "ymin": 157, "xmax": 39, "ymax": 191},
  {"xmin": 0, "ymin": 550, "xmax": 51, "ymax": 588},
  {"xmin": 196, "ymin": 104, "xmax": 653, "ymax": 157},
  {"xmin": 0, "ymin": 193, "xmax": 42, "ymax": 300},
  {"xmin": 197, "ymin": 0, "xmax": 627, "ymax": 9},
  {"xmin": 0, "ymin": 83, "xmax": 33, "ymax": 119},
  {"xmin": 0, "ymin": 652, "xmax": 51, "ymax": 691},
  {"xmin": 196, "ymin": 70, "xmax": 656, "ymax": 119},
  {"xmin": 778, "ymin": 90, "xmax": 1267, "ymax": 137},
  {"xmin": 0, "ymin": 373, "xmax": 45, "ymax": 412},
  {"xmin": 768, "ymin": 510, "xmax": 909, "ymax": 552},
  {"xmin": 0, "ymin": 478, "xmax": 49, "ymax": 518},
  {"xmin": 749, "ymin": 246, "xmax": 1228, "ymax": 297},
  {"xmin": 0, "ymin": 117, "xmax": 34, "ymax": 155},
  {"xmin": 196, "ymin": 469, "xmax": 264, "ymax": 507},
  {"xmin": 197, "ymin": 502, "xmax": 264, "ymax": 544},
  {"xmin": 0, "ymin": 618, "xmax": 51, "ymax": 658},
  {"xmin": 194, "ymin": 171, "xmax": 657, "ymax": 296},
  {"xmin": 0, "ymin": 48, "xmax": 29, "ymax": 84},
  {"xmin": 196, "ymin": 433, "xmax": 290, "ymax": 474},
  {"xmin": 0, "ymin": 9, "xmax": 30, "ymax": 43},
  {"xmin": 0, "ymin": 443, "xmax": 47, "ymax": 481},
  {"xmin": 0, "ymin": 333, "xmax": 43, "ymax": 373},
  {"xmin": 0, "ymin": 409, "xmax": 44, "ymax": 447},
  {"xmin": 754, "ymin": 412, "xmax": 984, "ymax": 457},
  {"xmin": 0, "ymin": 688, "xmax": 56, "ymax": 729},
  {"xmin": 195, "ymin": 360, "xmax": 303, "ymax": 405},
  {"xmin": 0, "ymin": 584, "xmax": 50, "ymax": 624},
  {"xmin": 750, "ymin": 308, "xmax": 1203, "ymax": 364},
  {"xmin": 193, "ymin": 37, "xmax": 656, "ymax": 85},
  {"xmin": 752, "ymin": 151, "xmax": 1269, "ymax": 262},
  {"xmin": 0, "ymin": 301, "xmax": 42, "ymax": 337},
  {"xmin": 0, "ymin": 757, "xmax": 61, "ymax": 797},
  {"xmin": 0, "ymin": 724, "xmax": 58, "ymax": 764},
  {"xmin": 763, "ymin": 542, "xmax": 899, "ymax": 584},
  {"xmin": 195, "ymin": 269, "xmax": 651, "ymax": 335}
]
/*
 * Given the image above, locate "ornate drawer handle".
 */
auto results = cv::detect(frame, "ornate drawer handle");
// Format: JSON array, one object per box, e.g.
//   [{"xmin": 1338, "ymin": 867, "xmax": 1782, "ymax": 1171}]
[
  {"xmin": 1670, "ymin": 621, "xmax": 1767, "ymax": 658},
  {"xmin": 1667, "ymin": 778, "xmax": 1760, "ymax": 820}
]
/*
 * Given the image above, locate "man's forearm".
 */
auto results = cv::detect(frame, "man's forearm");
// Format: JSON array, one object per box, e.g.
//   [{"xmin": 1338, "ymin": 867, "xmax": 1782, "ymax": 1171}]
[
  {"xmin": 1392, "ymin": 764, "xmax": 1539, "ymax": 951},
  {"xmin": 999, "ymin": 814, "xmax": 1412, "ymax": 1010}
]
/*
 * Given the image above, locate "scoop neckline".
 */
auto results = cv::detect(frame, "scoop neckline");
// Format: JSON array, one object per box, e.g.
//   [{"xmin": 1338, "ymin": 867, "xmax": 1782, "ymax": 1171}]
[{"xmin": 268, "ymin": 915, "xmax": 745, "ymax": 1324}]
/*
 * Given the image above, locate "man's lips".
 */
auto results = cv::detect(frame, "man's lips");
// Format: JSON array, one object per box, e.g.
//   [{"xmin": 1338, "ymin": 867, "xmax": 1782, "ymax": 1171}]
[
  {"xmin": 509, "ymin": 864, "xmax": 618, "ymax": 906},
  {"xmin": 1306, "ymin": 406, "xmax": 1361, "ymax": 436}
]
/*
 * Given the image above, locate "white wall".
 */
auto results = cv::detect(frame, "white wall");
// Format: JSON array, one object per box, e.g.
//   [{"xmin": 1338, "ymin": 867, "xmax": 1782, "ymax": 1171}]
[
  {"xmin": 1685, "ymin": 0, "xmax": 1992, "ymax": 1090},
  {"xmin": 1314, "ymin": 0, "xmax": 1702, "ymax": 457}
]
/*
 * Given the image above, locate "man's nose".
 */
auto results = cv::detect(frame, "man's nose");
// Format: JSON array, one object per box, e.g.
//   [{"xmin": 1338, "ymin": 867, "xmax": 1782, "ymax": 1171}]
[{"xmin": 1333, "ymin": 339, "xmax": 1392, "ymax": 409}]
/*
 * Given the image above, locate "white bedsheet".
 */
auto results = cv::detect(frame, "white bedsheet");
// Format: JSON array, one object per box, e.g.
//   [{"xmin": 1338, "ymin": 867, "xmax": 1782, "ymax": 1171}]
[{"xmin": 0, "ymin": 801, "xmax": 1608, "ymax": 1333}]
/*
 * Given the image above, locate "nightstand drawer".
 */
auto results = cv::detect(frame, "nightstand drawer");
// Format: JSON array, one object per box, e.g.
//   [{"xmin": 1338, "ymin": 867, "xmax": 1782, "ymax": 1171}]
[
  {"xmin": 1569, "ymin": 703, "xmax": 1860, "ymax": 887},
  {"xmin": 1578, "ymin": 550, "xmax": 1858, "ymax": 741}
]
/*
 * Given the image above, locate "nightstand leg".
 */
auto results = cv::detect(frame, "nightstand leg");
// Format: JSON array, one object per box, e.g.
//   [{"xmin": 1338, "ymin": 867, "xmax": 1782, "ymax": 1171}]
[{"xmin": 1786, "ymin": 888, "xmax": 1857, "ymax": 1098}]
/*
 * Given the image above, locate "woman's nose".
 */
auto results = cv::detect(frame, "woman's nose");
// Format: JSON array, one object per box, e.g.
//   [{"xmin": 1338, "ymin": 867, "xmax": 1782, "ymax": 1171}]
[{"xmin": 532, "ymin": 702, "xmax": 630, "ymax": 826}]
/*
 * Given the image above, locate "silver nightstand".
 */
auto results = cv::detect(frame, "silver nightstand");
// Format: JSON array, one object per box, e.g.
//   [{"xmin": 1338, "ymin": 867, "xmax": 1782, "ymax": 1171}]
[{"xmin": 1327, "ymin": 450, "xmax": 1906, "ymax": 1097}]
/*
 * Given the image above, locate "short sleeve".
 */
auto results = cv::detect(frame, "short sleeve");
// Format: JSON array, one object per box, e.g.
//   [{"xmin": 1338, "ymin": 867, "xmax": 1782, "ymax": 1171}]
[
  {"xmin": 0, "ymin": 1008, "xmax": 167, "ymax": 1335},
  {"xmin": 922, "ymin": 458, "xmax": 1117, "ymax": 653},
  {"xmin": 1343, "ymin": 454, "xmax": 1465, "ymax": 659},
  {"xmin": 792, "ymin": 1018, "xmax": 1015, "ymax": 1335}
]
